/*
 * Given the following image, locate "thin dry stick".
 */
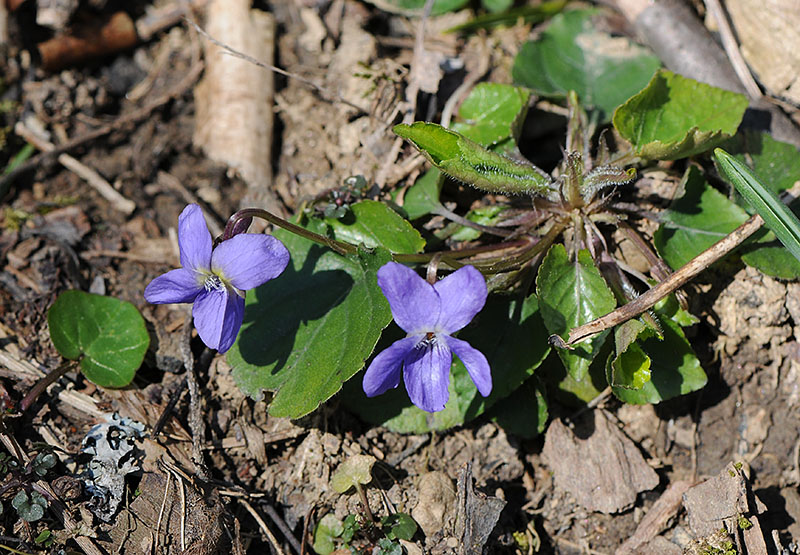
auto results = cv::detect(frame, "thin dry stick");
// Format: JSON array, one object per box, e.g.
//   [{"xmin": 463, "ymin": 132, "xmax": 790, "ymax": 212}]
[
  {"xmin": 14, "ymin": 122, "xmax": 136, "ymax": 214},
  {"xmin": 135, "ymin": 0, "xmax": 209, "ymax": 41},
  {"xmin": 407, "ymin": 0, "xmax": 436, "ymax": 116},
  {"xmin": 185, "ymin": 18, "xmax": 371, "ymax": 116},
  {"xmin": 82, "ymin": 249, "xmax": 173, "ymax": 263},
  {"xmin": 300, "ymin": 506, "xmax": 314, "ymax": 555},
  {"xmin": 703, "ymin": 0, "xmax": 762, "ymax": 99},
  {"xmin": 559, "ymin": 213, "xmax": 764, "ymax": 347},
  {"xmin": 181, "ymin": 317, "xmax": 210, "ymax": 481},
  {"xmin": 0, "ymin": 334, "xmax": 104, "ymax": 417},
  {"xmin": 156, "ymin": 171, "xmax": 225, "ymax": 236},
  {"xmin": 0, "ymin": 61, "xmax": 203, "ymax": 198},
  {"xmin": 793, "ymin": 437, "xmax": 800, "ymax": 485},
  {"xmin": 0, "ymin": 421, "xmax": 28, "ymax": 465},
  {"xmin": 440, "ymin": 40, "xmax": 490, "ymax": 128},
  {"xmin": 178, "ymin": 474, "xmax": 187, "ymax": 552},
  {"xmin": 568, "ymin": 386, "xmax": 612, "ymax": 421},
  {"xmin": 432, "ymin": 204, "xmax": 512, "ymax": 237},
  {"xmin": 158, "ymin": 462, "xmax": 194, "ymax": 551},
  {"xmin": 239, "ymin": 498, "xmax": 287, "ymax": 555},
  {"xmin": 262, "ymin": 503, "xmax": 302, "ymax": 554},
  {"xmin": 690, "ymin": 419, "xmax": 699, "ymax": 482},
  {"xmin": 19, "ymin": 360, "xmax": 78, "ymax": 412},
  {"xmin": 154, "ymin": 469, "xmax": 173, "ymax": 552},
  {"xmin": 617, "ymin": 221, "xmax": 674, "ymax": 283}
]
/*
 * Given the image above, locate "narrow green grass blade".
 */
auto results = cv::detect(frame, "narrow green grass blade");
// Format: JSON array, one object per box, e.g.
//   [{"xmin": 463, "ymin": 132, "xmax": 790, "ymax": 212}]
[
  {"xmin": 714, "ymin": 148, "xmax": 800, "ymax": 263},
  {"xmin": 3, "ymin": 143, "xmax": 35, "ymax": 176}
]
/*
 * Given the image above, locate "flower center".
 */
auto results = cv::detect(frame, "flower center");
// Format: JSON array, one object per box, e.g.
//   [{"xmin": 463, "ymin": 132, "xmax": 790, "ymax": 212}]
[
  {"xmin": 416, "ymin": 331, "xmax": 437, "ymax": 350},
  {"xmin": 203, "ymin": 274, "xmax": 225, "ymax": 292}
]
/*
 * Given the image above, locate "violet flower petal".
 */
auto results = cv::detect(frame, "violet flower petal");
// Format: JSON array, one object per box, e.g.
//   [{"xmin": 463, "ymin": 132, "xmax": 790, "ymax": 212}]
[
  {"xmin": 144, "ymin": 268, "xmax": 203, "ymax": 304},
  {"xmin": 362, "ymin": 336, "xmax": 419, "ymax": 397},
  {"xmin": 178, "ymin": 204, "xmax": 212, "ymax": 273},
  {"xmin": 444, "ymin": 335, "xmax": 492, "ymax": 397},
  {"xmin": 376, "ymin": 262, "xmax": 440, "ymax": 334},
  {"xmin": 403, "ymin": 340, "xmax": 452, "ymax": 413},
  {"xmin": 433, "ymin": 265, "xmax": 487, "ymax": 334},
  {"xmin": 211, "ymin": 234, "xmax": 290, "ymax": 291},
  {"xmin": 192, "ymin": 287, "xmax": 245, "ymax": 353}
]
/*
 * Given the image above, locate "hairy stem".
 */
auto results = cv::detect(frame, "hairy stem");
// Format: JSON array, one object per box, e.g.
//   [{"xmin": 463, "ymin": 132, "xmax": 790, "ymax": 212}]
[
  {"xmin": 431, "ymin": 204, "xmax": 512, "ymax": 237},
  {"xmin": 226, "ymin": 207, "xmax": 534, "ymax": 268},
  {"xmin": 471, "ymin": 222, "xmax": 566, "ymax": 273},
  {"xmin": 225, "ymin": 209, "xmax": 357, "ymax": 256}
]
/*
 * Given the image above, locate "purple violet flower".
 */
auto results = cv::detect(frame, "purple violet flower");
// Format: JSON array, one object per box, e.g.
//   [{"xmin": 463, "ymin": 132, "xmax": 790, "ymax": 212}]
[
  {"xmin": 144, "ymin": 204, "xmax": 289, "ymax": 353},
  {"xmin": 363, "ymin": 261, "xmax": 492, "ymax": 412}
]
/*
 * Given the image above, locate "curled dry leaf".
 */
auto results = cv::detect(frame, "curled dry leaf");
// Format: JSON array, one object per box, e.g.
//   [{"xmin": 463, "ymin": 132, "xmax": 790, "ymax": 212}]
[{"xmin": 330, "ymin": 454, "xmax": 376, "ymax": 494}]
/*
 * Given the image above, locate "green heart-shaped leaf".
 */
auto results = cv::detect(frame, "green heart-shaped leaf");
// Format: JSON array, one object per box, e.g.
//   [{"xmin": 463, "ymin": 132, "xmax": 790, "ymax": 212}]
[
  {"xmin": 402, "ymin": 168, "xmax": 442, "ymax": 220},
  {"xmin": 48, "ymin": 291, "xmax": 149, "ymax": 388},
  {"xmin": 450, "ymin": 83, "xmax": 531, "ymax": 146},
  {"xmin": 613, "ymin": 70, "xmax": 748, "ymax": 160},
  {"xmin": 325, "ymin": 200, "xmax": 424, "ymax": 253},
  {"xmin": 654, "ymin": 165, "xmax": 749, "ymax": 269},
  {"xmin": 608, "ymin": 320, "xmax": 652, "ymax": 390},
  {"xmin": 512, "ymin": 9, "xmax": 661, "ymax": 121},
  {"xmin": 610, "ymin": 318, "xmax": 706, "ymax": 404},
  {"xmin": 228, "ymin": 217, "xmax": 395, "ymax": 418},
  {"xmin": 330, "ymin": 454, "xmax": 376, "ymax": 493},
  {"xmin": 536, "ymin": 245, "xmax": 616, "ymax": 381}
]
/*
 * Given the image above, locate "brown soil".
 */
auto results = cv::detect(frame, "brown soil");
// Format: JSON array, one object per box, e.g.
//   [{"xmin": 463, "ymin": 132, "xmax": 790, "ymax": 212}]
[{"xmin": 1, "ymin": 1, "xmax": 799, "ymax": 554}]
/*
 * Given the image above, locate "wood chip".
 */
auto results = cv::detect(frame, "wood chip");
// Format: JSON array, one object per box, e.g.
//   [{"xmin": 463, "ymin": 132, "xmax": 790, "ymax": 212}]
[
  {"xmin": 617, "ymin": 480, "xmax": 693, "ymax": 554},
  {"xmin": 542, "ymin": 409, "xmax": 659, "ymax": 514},
  {"xmin": 411, "ymin": 471, "xmax": 457, "ymax": 538},
  {"xmin": 682, "ymin": 462, "xmax": 771, "ymax": 554},
  {"xmin": 105, "ymin": 471, "xmax": 226, "ymax": 555},
  {"xmin": 455, "ymin": 462, "xmax": 506, "ymax": 555}
]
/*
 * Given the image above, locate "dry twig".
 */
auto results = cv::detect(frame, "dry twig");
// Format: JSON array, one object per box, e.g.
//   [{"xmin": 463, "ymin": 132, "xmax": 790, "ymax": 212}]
[
  {"xmin": 0, "ymin": 61, "xmax": 203, "ymax": 200},
  {"xmin": 186, "ymin": 18, "xmax": 370, "ymax": 116},
  {"xmin": 558, "ymin": 213, "xmax": 765, "ymax": 347},
  {"xmin": 239, "ymin": 498, "xmax": 288, "ymax": 555},
  {"xmin": 703, "ymin": 0, "xmax": 762, "ymax": 99},
  {"xmin": 181, "ymin": 317, "xmax": 210, "ymax": 481},
  {"xmin": 14, "ymin": 121, "xmax": 136, "ymax": 214},
  {"xmin": 561, "ymin": 180, "xmax": 800, "ymax": 346}
]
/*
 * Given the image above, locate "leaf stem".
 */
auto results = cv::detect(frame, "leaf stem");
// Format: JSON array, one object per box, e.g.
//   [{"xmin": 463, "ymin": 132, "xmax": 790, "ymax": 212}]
[
  {"xmin": 225, "ymin": 209, "xmax": 358, "ymax": 256},
  {"xmin": 392, "ymin": 238, "xmax": 530, "ymax": 263},
  {"xmin": 227, "ymin": 207, "xmax": 535, "ymax": 267},
  {"xmin": 559, "ymin": 177, "xmax": 800, "ymax": 347},
  {"xmin": 431, "ymin": 204, "xmax": 513, "ymax": 237},
  {"xmin": 469, "ymin": 222, "xmax": 565, "ymax": 273},
  {"xmin": 354, "ymin": 483, "xmax": 376, "ymax": 523},
  {"xmin": 0, "ymin": 541, "xmax": 33, "ymax": 555}
]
